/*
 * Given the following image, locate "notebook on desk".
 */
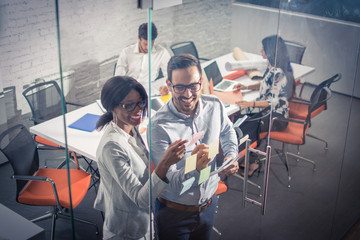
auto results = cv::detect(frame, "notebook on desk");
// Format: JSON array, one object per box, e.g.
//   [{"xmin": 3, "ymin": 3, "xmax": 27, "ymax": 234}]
[{"xmin": 68, "ymin": 113, "xmax": 100, "ymax": 132}]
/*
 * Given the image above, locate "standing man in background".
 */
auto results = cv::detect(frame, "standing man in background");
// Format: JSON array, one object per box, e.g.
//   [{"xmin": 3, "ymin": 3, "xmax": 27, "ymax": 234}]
[{"xmin": 115, "ymin": 22, "xmax": 170, "ymax": 95}]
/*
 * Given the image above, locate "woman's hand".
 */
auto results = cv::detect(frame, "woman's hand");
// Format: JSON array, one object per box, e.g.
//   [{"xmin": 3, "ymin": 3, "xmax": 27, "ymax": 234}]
[
  {"xmin": 161, "ymin": 139, "xmax": 188, "ymax": 166},
  {"xmin": 155, "ymin": 139, "xmax": 188, "ymax": 180},
  {"xmin": 235, "ymin": 100, "xmax": 254, "ymax": 109},
  {"xmin": 159, "ymin": 85, "xmax": 169, "ymax": 96},
  {"xmin": 191, "ymin": 143, "xmax": 211, "ymax": 172},
  {"xmin": 233, "ymin": 83, "xmax": 246, "ymax": 91}
]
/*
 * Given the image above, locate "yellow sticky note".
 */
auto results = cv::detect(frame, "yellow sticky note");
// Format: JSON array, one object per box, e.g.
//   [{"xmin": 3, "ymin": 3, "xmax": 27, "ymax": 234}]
[
  {"xmin": 208, "ymin": 139, "xmax": 219, "ymax": 159},
  {"xmin": 184, "ymin": 154, "xmax": 197, "ymax": 174},
  {"xmin": 160, "ymin": 94, "xmax": 172, "ymax": 104},
  {"xmin": 198, "ymin": 165, "xmax": 211, "ymax": 185}
]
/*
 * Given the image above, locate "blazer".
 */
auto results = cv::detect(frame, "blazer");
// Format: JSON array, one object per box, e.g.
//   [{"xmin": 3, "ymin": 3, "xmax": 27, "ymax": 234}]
[{"xmin": 94, "ymin": 122, "xmax": 167, "ymax": 239}]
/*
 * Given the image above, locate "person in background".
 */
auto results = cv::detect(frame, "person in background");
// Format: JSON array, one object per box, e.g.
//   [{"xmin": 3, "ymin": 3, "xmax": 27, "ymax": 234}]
[
  {"xmin": 233, "ymin": 35, "xmax": 294, "ymax": 177},
  {"xmin": 150, "ymin": 54, "xmax": 239, "ymax": 240},
  {"xmin": 94, "ymin": 76, "xmax": 188, "ymax": 240},
  {"xmin": 114, "ymin": 22, "xmax": 170, "ymax": 96}
]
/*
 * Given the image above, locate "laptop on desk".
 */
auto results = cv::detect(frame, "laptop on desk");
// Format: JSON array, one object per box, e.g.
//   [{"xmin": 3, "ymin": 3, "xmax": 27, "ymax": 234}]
[
  {"xmin": 204, "ymin": 61, "xmax": 255, "ymax": 94},
  {"xmin": 204, "ymin": 61, "xmax": 238, "ymax": 92}
]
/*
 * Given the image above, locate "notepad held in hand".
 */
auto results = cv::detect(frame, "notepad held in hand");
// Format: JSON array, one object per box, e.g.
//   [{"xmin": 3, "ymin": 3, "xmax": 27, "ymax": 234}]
[{"xmin": 68, "ymin": 113, "xmax": 100, "ymax": 132}]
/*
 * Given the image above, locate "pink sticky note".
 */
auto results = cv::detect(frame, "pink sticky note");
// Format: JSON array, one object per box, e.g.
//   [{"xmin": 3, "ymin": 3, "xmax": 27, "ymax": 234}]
[{"xmin": 187, "ymin": 131, "xmax": 205, "ymax": 147}]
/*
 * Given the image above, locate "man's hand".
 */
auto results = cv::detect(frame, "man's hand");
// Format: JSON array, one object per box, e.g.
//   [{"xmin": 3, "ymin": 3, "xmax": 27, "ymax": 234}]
[
  {"xmin": 159, "ymin": 85, "xmax": 169, "ymax": 96},
  {"xmin": 221, "ymin": 156, "xmax": 239, "ymax": 175},
  {"xmin": 191, "ymin": 143, "xmax": 211, "ymax": 172}
]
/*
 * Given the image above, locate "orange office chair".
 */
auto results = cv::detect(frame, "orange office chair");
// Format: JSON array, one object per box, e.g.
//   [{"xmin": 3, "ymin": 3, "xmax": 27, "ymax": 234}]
[
  {"xmin": 212, "ymin": 179, "xmax": 228, "ymax": 236},
  {"xmin": 266, "ymin": 110, "xmax": 317, "ymax": 188},
  {"xmin": 0, "ymin": 124, "xmax": 98, "ymax": 240},
  {"xmin": 288, "ymin": 73, "xmax": 341, "ymax": 149}
]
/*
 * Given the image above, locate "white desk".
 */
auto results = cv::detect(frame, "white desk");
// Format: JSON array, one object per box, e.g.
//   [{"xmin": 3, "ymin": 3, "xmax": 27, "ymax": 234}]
[{"xmin": 30, "ymin": 103, "xmax": 104, "ymax": 161}]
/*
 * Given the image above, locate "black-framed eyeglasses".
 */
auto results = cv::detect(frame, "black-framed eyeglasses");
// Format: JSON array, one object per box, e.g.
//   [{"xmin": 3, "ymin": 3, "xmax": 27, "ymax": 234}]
[
  {"xmin": 119, "ymin": 100, "xmax": 146, "ymax": 112},
  {"xmin": 170, "ymin": 80, "xmax": 202, "ymax": 94}
]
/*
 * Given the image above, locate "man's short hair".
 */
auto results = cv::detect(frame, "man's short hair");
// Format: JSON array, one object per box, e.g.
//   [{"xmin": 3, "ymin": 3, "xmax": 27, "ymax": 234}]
[
  {"xmin": 138, "ymin": 22, "xmax": 158, "ymax": 40},
  {"xmin": 167, "ymin": 54, "xmax": 202, "ymax": 83}
]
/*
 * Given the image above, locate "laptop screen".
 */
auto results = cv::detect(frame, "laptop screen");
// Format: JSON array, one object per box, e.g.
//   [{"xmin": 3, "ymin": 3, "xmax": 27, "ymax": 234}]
[{"xmin": 204, "ymin": 61, "xmax": 223, "ymax": 86}]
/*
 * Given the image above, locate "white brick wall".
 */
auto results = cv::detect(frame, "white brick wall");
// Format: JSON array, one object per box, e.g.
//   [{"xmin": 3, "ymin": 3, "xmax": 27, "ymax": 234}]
[
  {"xmin": 0, "ymin": 0, "xmax": 59, "ymax": 113},
  {"xmin": 1, "ymin": 0, "xmax": 233, "ymax": 115}
]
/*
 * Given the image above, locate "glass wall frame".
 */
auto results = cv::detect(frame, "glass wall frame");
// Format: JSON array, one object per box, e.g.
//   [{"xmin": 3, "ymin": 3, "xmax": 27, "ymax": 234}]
[{"xmin": 0, "ymin": 0, "xmax": 359, "ymax": 239}]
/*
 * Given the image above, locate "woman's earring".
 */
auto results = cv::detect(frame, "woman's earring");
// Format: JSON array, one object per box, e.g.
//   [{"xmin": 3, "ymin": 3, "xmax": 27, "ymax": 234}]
[{"xmin": 112, "ymin": 112, "xmax": 118, "ymax": 125}]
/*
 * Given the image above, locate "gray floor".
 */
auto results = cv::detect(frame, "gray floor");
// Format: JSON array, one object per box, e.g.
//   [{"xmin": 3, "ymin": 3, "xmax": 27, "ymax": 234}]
[{"xmin": 0, "ymin": 87, "xmax": 359, "ymax": 240}]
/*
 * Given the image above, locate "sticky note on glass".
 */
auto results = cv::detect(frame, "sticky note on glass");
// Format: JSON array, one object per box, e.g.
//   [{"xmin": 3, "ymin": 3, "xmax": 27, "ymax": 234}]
[
  {"xmin": 184, "ymin": 154, "xmax": 197, "ymax": 174},
  {"xmin": 208, "ymin": 139, "xmax": 219, "ymax": 159},
  {"xmin": 198, "ymin": 165, "xmax": 211, "ymax": 185},
  {"xmin": 180, "ymin": 177, "xmax": 195, "ymax": 195},
  {"xmin": 187, "ymin": 131, "xmax": 205, "ymax": 147}
]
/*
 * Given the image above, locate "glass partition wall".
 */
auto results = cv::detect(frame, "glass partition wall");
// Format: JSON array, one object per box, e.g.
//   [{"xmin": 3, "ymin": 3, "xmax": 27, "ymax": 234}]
[{"xmin": 0, "ymin": 0, "xmax": 359, "ymax": 239}]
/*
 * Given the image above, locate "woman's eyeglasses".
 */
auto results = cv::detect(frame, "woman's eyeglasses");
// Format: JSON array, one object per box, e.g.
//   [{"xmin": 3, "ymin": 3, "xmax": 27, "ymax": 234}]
[
  {"xmin": 119, "ymin": 100, "xmax": 146, "ymax": 112},
  {"xmin": 170, "ymin": 80, "xmax": 202, "ymax": 94}
]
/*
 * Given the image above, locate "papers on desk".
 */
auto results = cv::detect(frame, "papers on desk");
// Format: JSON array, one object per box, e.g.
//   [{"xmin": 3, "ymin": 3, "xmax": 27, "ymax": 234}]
[
  {"xmin": 233, "ymin": 47, "xmax": 264, "ymax": 80},
  {"xmin": 212, "ymin": 90, "xmax": 243, "ymax": 105},
  {"xmin": 68, "ymin": 113, "xmax": 100, "ymax": 132},
  {"xmin": 225, "ymin": 59, "xmax": 268, "ymax": 72}
]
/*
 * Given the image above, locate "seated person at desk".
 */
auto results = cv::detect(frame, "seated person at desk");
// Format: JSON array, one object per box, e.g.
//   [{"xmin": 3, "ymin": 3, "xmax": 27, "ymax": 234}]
[
  {"xmin": 150, "ymin": 54, "xmax": 239, "ymax": 240},
  {"xmin": 233, "ymin": 35, "xmax": 294, "ymax": 176},
  {"xmin": 114, "ymin": 22, "xmax": 170, "ymax": 96},
  {"xmin": 94, "ymin": 76, "xmax": 188, "ymax": 240}
]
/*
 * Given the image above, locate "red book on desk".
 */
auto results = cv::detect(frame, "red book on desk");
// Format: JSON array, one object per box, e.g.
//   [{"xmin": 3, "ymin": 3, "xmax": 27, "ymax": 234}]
[{"xmin": 223, "ymin": 70, "xmax": 247, "ymax": 80}]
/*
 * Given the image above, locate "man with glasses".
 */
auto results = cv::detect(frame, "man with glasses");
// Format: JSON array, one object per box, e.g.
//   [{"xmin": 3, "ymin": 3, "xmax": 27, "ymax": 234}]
[
  {"xmin": 114, "ymin": 22, "xmax": 170, "ymax": 95},
  {"xmin": 149, "ymin": 54, "xmax": 239, "ymax": 239}
]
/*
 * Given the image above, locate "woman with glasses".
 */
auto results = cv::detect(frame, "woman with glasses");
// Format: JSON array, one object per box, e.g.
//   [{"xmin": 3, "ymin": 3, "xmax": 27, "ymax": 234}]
[{"xmin": 94, "ymin": 76, "xmax": 188, "ymax": 240}]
